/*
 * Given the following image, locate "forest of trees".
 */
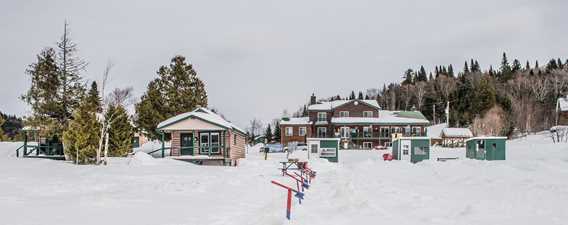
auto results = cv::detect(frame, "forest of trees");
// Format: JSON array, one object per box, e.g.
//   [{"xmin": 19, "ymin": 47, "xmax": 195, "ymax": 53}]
[{"xmin": 288, "ymin": 53, "xmax": 568, "ymax": 137}]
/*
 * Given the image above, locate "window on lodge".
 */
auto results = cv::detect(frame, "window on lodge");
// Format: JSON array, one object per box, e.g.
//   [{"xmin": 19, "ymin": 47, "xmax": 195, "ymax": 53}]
[{"xmin": 317, "ymin": 112, "xmax": 327, "ymax": 122}]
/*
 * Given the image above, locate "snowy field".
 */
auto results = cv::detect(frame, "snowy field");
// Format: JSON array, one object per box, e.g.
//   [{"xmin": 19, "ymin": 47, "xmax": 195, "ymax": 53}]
[{"xmin": 1, "ymin": 133, "xmax": 568, "ymax": 225}]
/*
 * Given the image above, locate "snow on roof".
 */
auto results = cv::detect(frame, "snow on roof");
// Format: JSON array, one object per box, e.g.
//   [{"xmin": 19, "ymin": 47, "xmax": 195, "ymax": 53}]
[
  {"xmin": 308, "ymin": 99, "xmax": 380, "ymax": 111},
  {"xmin": 157, "ymin": 107, "xmax": 245, "ymax": 134},
  {"xmin": 441, "ymin": 128, "xmax": 473, "ymax": 138},
  {"xmin": 426, "ymin": 123, "xmax": 447, "ymax": 139},
  {"xmin": 280, "ymin": 117, "xmax": 310, "ymax": 125},
  {"xmin": 465, "ymin": 136, "xmax": 507, "ymax": 142},
  {"xmin": 557, "ymin": 97, "xmax": 568, "ymax": 112},
  {"xmin": 331, "ymin": 111, "xmax": 429, "ymax": 125}
]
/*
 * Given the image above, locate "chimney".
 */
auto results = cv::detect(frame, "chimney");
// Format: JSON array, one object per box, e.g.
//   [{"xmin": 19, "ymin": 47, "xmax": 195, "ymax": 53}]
[{"xmin": 309, "ymin": 93, "xmax": 317, "ymax": 105}]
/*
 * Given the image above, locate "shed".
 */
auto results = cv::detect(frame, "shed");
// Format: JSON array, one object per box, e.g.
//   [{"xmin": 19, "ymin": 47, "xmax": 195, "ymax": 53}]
[
  {"xmin": 306, "ymin": 138, "xmax": 340, "ymax": 162},
  {"xmin": 465, "ymin": 137, "xmax": 506, "ymax": 160},
  {"xmin": 441, "ymin": 128, "xmax": 473, "ymax": 147},
  {"xmin": 392, "ymin": 137, "xmax": 430, "ymax": 163}
]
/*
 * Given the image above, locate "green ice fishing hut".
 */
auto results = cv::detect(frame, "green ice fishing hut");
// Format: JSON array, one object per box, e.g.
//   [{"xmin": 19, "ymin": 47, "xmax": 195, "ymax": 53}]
[
  {"xmin": 465, "ymin": 137, "xmax": 506, "ymax": 160},
  {"xmin": 392, "ymin": 137, "xmax": 430, "ymax": 163}
]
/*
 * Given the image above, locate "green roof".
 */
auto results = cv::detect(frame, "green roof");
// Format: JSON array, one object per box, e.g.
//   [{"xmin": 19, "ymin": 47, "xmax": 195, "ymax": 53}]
[{"xmin": 394, "ymin": 111, "xmax": 428, "ymax": 120}]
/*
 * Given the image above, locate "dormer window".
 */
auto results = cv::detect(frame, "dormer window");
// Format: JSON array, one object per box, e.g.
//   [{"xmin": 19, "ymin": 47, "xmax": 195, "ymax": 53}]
[
  {"xmin": 363, "ymin": 111, "xmax": 373, "ymax": 117},
  {"xmin": 317, "ymin": 112, "xmax": 327, "ymax": 122},
  {"xmin": 339, "ymin": 111, "xmax": 349, "ymax": 117}
]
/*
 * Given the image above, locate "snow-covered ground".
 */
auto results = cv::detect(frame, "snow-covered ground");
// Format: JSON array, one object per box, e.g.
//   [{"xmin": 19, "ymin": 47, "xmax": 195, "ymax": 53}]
[{"xmin": 1, "ymin": 133, "xmax": 568, "ymax": 225}]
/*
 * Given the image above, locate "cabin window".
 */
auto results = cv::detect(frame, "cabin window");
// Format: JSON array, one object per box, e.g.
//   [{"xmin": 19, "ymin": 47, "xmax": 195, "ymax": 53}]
[
  {"xmin": 339, "ymin": 111, "xmax": 349, "ymax": 117},
  {"xmin": 299, "ymin": 127, "xmax": 306, "ymax": 136},
  {"xmin": 363, "ymin": 111, "xmax": 373, "ymax": 117},
  {"xmin": 285, "ymin": 127, "xmax": 293, "ymax": 136},
  {"xmin": 317, "ymin": 112, "xmax": 327, "ymax": 122}
]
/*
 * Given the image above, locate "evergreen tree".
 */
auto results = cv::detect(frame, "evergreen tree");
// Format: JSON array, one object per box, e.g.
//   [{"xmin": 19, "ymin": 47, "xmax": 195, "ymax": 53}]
[
  {"xmin": 135, "ymin": 55, "xmax": 208, "ymax": 139},
  {"xmin": 56, "ymin": 22, "xmax": 87, "ymax": 124},
  {"xmin": 349, "ymin": 91, "xmax": 356, "ymax": 100},
  {"xmin": 525, "ymin": 61, "xmax": 531, "ymax": 70},
  {"xmin": 358, "ymin": 91, "xmax": 364, "ymax": 100},
  {"xmin": 105, "ymin": 104, "xmax": 134, "ymax": 157},
  {"xmin": 512, "ymin": 59, "xmax": 522, "ymax": 73},
  {"xmin": 500, "ymin": 52, "xmax": 512, "ymax": 80},
  {"xmin": 273, "ymin": 122, "xmax": 281, "ymax": 142},
  {"xmin": 464, "ymin": 61, "xmax": 470, "ymax": 74},
  {"xmin": 417, "ymin": 66, "xmax": 428, "ymax": 81},
  {"xmin": 402, "ymin": 69, "xmax": 414, "ymax": 85},
  {"xmin": 265, "ymin": 124, "xmax": 273, "ymax": 143},
  {"xmin": 21, "ymin": 48, "xmax": 62, "ymax": 120},
  {"xmin": 63, "ymin": 95, "xmax": 101, "ymax": 164},
  {"xmin": 448, "ymin": 64, "xmax": 455, "ymax": 77},
  {"xmin": 86, "ymin": 81, "xmax": 102, "ymax": 112},
  {"xmin": 535, "ymin": 60, "xmax": 539, "ymax": 69}
]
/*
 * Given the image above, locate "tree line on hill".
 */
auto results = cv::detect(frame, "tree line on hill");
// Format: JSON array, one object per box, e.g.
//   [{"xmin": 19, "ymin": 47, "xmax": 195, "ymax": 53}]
[
  {"xmin": 286, "ymin": 53, "xmax": 568, "ymax": 137},
  {"xmin": 20, "ymin": 21, "xmax": 208, "ymax": 164}
]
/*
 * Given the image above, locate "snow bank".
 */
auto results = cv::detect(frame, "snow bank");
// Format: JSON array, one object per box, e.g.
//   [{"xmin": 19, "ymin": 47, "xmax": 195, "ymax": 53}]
[{"xmin": 128, "ymin": 151, "xmax": 157, "ymax": 166}]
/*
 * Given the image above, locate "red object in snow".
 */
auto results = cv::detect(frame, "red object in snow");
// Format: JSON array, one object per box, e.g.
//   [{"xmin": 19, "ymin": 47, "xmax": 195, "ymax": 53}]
[{"xmin": 382, "ymin": 153, "xmax": 393, "ymax": 161}]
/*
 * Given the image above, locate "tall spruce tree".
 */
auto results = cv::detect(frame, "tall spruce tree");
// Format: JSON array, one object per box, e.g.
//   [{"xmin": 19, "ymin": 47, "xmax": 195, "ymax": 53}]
[
  {"xmin": 349, "ymin": 91, "xmax": 356, "ymax": 100},
  {"xmin": 448, "ymin": 64, "xmax": 455, "ymax": 77},
  {"xmin": 135, "ymin": 55, "xmax": 208, "ymax": 139},
  {"xmin": 358, "ymin": 91, "xmax": 364, "ymax": 100},
  {"xmin": 273, "ymin": 121, "xmax": 281, "ymax": 143},
  {"xmin": 265, "ymin": 124, "xmax": 273, "ymax": 143},
  {"xmin": 500, "ymin": 52, "xmax": 513, "ymax": 80},
  {"xmin": 105, "ymin": 104, "xmax": 134, "ymax": 157},
  {"xmin": 62, "ymin": 95, "xmax": 101, "ymax": 164},
  {"xmin": 57, "ymin": 22, "xmax": 87, "ymax": 124},
  {"xmin": 86, "ymin": 81, "xmax": 102, "ymax": 113}
]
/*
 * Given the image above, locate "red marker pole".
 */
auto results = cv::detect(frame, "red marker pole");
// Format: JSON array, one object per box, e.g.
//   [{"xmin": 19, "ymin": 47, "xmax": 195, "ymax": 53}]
[{"xmin": 286, "ymin": 189, "xmax": 292, "ymax": 220}]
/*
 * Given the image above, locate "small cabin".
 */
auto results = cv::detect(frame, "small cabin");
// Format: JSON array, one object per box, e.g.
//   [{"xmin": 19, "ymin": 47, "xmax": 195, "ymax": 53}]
[
  {"xmin": 392, "ymin": 137, "xmax": 430, "ymax": 163},
  {"xmin": 156, "ymin": 107, "xmax": 247, "ymax": 166},
  {"xmin": 306, "ymin": 138, "xmax": 339, "ymax": 162},
  {"xmin": 441, "ymin": 128, "xmax": 473, "ymax": 147},
  {"xmin": 465, "ymin": 137, "xmax": 506, "ymax": 160}
]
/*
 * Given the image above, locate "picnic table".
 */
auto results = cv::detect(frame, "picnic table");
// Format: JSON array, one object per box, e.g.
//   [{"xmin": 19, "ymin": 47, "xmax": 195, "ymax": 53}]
[{"xmin": 280, "ymin": 159, "xmax": 308, "ymax": 175}]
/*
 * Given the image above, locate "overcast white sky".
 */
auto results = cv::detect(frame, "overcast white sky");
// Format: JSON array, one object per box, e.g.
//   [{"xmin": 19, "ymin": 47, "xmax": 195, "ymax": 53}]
[{"xmin": 1, "ymin": 0, "xmax": 566, "ymax": 128}]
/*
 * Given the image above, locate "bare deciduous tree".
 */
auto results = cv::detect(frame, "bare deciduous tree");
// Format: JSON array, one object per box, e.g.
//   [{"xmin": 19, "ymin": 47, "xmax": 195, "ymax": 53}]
[
  {"xmin": 414, "ymin": 82, "xmax": 427, "ymax": 110},
  {"xmin": 435, "ymin": 75, "xmax": 457, "ymax": 101}
]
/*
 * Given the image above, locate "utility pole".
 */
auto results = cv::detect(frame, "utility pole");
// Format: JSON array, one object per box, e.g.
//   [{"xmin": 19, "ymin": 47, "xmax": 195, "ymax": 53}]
[{"xmin": 445, "ymin": 101, "xmax": 450, "ymax": 127}]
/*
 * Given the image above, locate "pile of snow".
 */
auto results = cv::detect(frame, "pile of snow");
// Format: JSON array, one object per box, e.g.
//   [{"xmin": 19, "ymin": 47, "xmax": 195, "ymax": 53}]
[
  {"xmin": 128, "ymin": 151, "xmax": 157, "ymax": 166},
  {"xmin": 133, "ymin": 140, "xmax": 171, "ymax": 157}
]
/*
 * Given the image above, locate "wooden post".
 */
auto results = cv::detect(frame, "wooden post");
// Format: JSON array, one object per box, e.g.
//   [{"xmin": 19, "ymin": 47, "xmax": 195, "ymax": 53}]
[
  {"xmin": 161, "ymin": 131, "xmax": 165, "ymax": 158},
  {"xmin": 23, "ymin": 131, "xmax": 28, "ymax": 156}
]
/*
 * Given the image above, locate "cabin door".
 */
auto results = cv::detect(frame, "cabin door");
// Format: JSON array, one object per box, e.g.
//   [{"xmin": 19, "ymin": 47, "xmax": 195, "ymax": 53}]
[
  {"xmin": 200, "ymin": 133, "xmax": 210, "ymax": 154},
  {"xmin": 400, "ymin": 140, "xmax": 411, "ymax": 161},
  {"xmin": 180, "ymin": 133, "xmax": 193, "ymax": 155}
]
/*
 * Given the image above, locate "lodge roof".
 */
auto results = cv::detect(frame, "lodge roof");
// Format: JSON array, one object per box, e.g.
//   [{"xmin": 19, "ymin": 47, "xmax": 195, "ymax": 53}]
[
  {"xmin": 308, "ymin": 99, "xmax": 381, "ymax": 111},
  {"xmin": 157, "ymin": 107, "xmax": 246, "ymax": 134}
]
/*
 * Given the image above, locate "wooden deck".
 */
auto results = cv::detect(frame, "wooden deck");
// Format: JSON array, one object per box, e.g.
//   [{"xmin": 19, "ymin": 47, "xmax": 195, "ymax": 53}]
[{"xmin": 170, "ymin": 155, "xmax": 230, "ymax": 165}]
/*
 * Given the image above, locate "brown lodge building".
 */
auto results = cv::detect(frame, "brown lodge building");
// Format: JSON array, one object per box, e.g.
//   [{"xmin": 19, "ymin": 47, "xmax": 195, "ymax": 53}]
[{"xmin": 280, "ymin": 95, "xmax": 430, "ymax": 149}]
